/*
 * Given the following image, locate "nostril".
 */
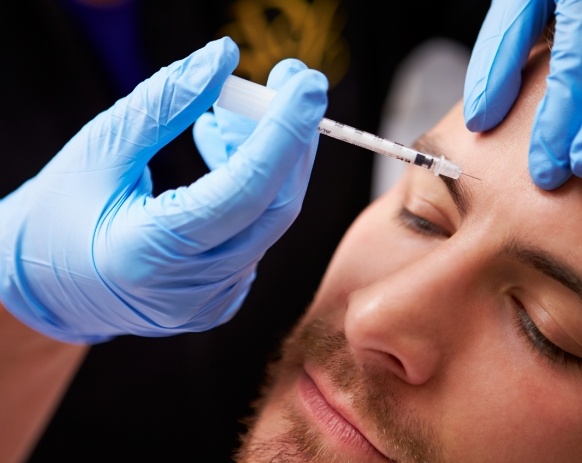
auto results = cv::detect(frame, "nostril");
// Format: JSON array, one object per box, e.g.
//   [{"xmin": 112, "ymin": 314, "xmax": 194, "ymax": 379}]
[
  {"xmin": 387, "ymin": 353, "xmax": 404, "ymax": 369},
  {"xmin": 384, "ymin": 349, "xmax": 437, "ymax": 386},
  {"xmin": 382, "ymin": 352, "xmax": 407, "ymax": 378}
]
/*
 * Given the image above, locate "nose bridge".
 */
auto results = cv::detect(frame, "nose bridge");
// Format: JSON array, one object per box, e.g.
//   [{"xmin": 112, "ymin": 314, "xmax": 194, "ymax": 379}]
[{"xmin": 344, "ymin": 241, "xmax": 476, "ymax": 385}]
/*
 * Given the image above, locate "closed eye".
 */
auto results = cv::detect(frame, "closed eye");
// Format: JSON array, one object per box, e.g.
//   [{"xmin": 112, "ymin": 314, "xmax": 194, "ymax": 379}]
[
  {"xmin": 511, "ymin": 296, "xmax": 582, "ymax": 370},
  {"xmin": 397, "ymin": 207, "xmax": 451, "ymax": 238}
]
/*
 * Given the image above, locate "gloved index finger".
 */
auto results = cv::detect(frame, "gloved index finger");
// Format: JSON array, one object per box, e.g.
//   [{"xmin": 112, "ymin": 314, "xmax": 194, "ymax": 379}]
[
  {"xmin": 58, "ymin": 37, "xmax": 239, "ymax": 173},
  {"xmin": 464, "ymin": 0, "xmax": 553, "ymax": 132},
  {"xmin": 529, "ymin": 0, "xmax": 582, "ymax": 189}
]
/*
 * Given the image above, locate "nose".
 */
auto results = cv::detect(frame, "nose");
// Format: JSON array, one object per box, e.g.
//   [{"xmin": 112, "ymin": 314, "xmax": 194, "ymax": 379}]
[{"xmin": 344, "ymin": 245, "xmax": 475, "ymax": 385}]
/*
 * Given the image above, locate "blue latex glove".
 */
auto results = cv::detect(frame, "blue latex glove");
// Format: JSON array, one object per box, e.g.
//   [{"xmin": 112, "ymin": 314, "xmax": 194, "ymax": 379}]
[
  {"xmin": 0, "ymin": 37, "xmax": 328, "ymax": 344},
  {"xmin": 464, "ymin": 0, "xmax": 582, "ymax": 189}
]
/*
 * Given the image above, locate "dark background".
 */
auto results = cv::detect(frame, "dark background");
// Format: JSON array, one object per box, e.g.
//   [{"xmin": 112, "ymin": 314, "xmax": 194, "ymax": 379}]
[{"xmin": 1, "ymin": 1, "xmax": 489, "ymax": 461}]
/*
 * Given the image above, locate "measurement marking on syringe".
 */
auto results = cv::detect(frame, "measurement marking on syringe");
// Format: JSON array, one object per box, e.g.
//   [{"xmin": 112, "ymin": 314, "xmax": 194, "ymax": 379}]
[{"xmin": 216, "ymin": 75, "xmax": 464, "ymax": 180}]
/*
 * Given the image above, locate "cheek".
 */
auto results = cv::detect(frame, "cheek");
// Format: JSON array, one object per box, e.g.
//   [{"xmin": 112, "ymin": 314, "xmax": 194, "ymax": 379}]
[
  {"xmin": 449, "ymin": 376, "xmax": 582, "ymax": 461},
  {"xmin": 441, "ymin": 318, "xmax": 582, "ymax": 461}
]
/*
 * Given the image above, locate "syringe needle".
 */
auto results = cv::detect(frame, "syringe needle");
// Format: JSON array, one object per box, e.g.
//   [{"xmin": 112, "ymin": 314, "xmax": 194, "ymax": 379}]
[
  {"xmin": 461, "ymin": 173, "xmax": 481, "ymax": 180},
  {"xmin": 216, "ymin": 75, "xmax": 467, "ymax": 180}
]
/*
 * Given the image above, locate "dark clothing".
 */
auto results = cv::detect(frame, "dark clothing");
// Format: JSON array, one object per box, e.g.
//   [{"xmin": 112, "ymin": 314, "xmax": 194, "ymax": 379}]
[{"xmin": 1, "ymin": 1, "xmax": 488, "ymax": 461}]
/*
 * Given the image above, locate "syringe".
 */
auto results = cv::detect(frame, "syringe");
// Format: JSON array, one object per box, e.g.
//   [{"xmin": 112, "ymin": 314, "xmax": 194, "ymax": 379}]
[{"xmin": 216, "ymin": 75, "xmax": 462, "ymax": 180}]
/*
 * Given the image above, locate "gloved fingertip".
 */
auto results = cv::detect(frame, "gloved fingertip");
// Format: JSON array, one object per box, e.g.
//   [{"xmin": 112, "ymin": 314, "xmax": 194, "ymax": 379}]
[
  {"xmin": 530, "ymin": 169, "xmax": 571, "ymax": 190},
  {"xmin": 268, "ymin": 69, "xmax": 328, "ymax": 142},
  {"xmin": 209, "ymin": 36, "xmax": 240, "ymax": 68},
  {"xmin": 266, "ymin": 58, "xmax": 309, "ymax": 90},
  {"xmin": 275, "ymin": 69, "xmax": 329, "ymax": 114},
  {"xmin": 299, "ymin": 70, "xmax": 329, "ymax": 104},
  {"xmin": 463, "ymin": 80, "xmax": 485, "ymax": 131},
  {"xmin": 463, "ymin": 31, "xmax": 524, "ymax": 133},
  {"xmin": 529, "ymin": 151, "xmax": 572, "ymax": 190},
  {"xmin": 464, "ymin": 105, "xmax": 489, "ymax": 133},
  {"xmin": 193, "ymin": 111, "xmax": 218, "ymax": 147},
  {"xmin": 463, "ymin": 87, "xmax": 510, "ymax": 133},
  {"xmin": 193, "ymin": 112, "xmax": 229, "ymax": 169}
]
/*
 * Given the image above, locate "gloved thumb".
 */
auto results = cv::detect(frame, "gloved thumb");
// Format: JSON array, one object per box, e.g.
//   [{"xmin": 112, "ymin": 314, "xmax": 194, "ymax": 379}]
[{"xmin": 463, "ymin": 0, "xmax": 552, "ymax": 132}]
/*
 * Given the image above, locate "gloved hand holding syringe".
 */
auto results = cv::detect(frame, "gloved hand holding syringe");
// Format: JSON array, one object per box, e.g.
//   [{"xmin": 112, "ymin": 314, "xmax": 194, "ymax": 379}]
[
  {"xmin": 217, "ymin": 75, "xmax": 475, "ymax": 180},
  {"xmin": 0, "ymin": 40, "xmax": 330, "ymax": 343}
]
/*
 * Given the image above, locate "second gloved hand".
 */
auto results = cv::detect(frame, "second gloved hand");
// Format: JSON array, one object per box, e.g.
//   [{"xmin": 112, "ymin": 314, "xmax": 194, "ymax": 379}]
[
  {"xmin": 0, "ymin": 37, "xmax": 328, "ymax": 343},
  {"xmin": 463, "ymin": 0, "xmax": 582, "ymax": 189}
]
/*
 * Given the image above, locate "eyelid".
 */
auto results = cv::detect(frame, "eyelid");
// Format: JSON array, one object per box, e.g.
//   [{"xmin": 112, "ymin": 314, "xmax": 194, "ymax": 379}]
[
  {"xmin": 511, "ymin": 295, "xmax": 582, "ymax": 370},
  {"xmin": 397, "ymin": 207, "xmax": 451, "ymax": 239},
  {"xmin": 406, "ymin": 171, "xmax": 461, "ymax": 232},
  {"xmin": 402, "ymin": 187, "xmax": 458, "ymax": 237},
  {"xmin": 533, "ymin": 306, "xmax": 582, "ymax": 356},
  {"xmin": 509, "ymin": 270, "xmax": 582, "ymax": 360}
]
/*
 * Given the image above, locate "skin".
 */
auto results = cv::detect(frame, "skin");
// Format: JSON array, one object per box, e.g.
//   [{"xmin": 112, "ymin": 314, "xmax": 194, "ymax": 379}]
[
  {"xmin": 0, "ymin": 304, "xmax": 88, "ymax": 463},
  {"xmin": 234, "ymin": 44, "xmax": 582, "ymax": 462}
]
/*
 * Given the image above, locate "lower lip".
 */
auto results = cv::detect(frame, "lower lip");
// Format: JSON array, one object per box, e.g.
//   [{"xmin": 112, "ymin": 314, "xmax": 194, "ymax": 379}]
[{"xmin": 297, "ymin": 371, "xmax": 390, "ymax": 460}]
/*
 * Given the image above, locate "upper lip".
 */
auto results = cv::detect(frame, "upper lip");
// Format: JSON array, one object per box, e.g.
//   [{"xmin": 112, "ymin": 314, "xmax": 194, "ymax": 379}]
[{"xmin": 304, "ymin": 363, "xmax": 397, "ymax": 462}]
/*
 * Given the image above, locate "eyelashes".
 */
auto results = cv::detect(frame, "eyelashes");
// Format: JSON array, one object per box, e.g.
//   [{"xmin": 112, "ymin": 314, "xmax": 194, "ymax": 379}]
[
  {"xmin": 511, "ymin": 296, "xmax": 582, "ymax": 370},
  {"xmin": 397, "ymin": 207, "xmax": 451, "ymax": 238},
  {"xmin": 397, "ymin": 206, "xmax": 582, "ymax": 371}
]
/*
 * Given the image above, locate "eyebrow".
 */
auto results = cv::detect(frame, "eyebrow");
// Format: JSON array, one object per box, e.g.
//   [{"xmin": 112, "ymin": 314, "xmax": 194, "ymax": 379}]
[
  {"xmin": 412, "ymin": 135, "xmax": 582, "ymax": 300},
  {"xmin": 501, "ymin": 241, "xmax": 582, "ymax": 302},
  {"xmin": 412, "ymin": 136, "xmax": 472, "ymax": 217}
]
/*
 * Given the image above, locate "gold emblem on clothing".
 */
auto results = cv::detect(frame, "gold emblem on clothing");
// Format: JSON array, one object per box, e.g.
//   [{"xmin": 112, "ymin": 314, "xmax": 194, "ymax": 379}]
[{"xmin": 219, "ymin": 0, "xmax": 350, "ymax": 88}]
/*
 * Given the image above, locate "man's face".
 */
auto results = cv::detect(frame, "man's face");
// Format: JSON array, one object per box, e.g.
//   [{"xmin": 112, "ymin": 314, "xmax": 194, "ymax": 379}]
[{"xmin": 235, "ymin": 48, "xmax": 582, "ymax": 462}]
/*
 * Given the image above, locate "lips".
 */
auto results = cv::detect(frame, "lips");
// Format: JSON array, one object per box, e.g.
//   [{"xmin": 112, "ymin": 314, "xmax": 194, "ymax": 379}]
[{"xmin": 297, "ymin": 368, "xmax": 395, "ymax": 462}]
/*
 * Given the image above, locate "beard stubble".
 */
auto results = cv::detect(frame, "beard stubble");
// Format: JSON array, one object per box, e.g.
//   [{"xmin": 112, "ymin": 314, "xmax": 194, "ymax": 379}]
[{"xmin": 233, "ymin": 317, "xmax": 444, "ymax": 463}]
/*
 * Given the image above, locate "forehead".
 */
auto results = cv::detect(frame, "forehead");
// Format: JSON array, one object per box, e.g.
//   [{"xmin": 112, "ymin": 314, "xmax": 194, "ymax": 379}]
[
  {"xmin": 426, "ymin": 43, "xmax": 552, "ymax": 195},
  {"xmin": 414, "ymin": 48, "xmax": 582, "ymax": 253}
]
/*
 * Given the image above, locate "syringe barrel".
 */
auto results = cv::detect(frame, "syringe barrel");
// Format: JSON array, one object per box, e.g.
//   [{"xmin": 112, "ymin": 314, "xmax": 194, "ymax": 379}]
[
  {"xmin": 216, "ymin": 75, "xmax": 274, "ymax": 121},
  {"xmin": 216, "ymin": 75, "xmax": 464, "ymax": 181},
  {"xmin": 317, "ymin": 118, "xmax": 418, "ymax": 163}
]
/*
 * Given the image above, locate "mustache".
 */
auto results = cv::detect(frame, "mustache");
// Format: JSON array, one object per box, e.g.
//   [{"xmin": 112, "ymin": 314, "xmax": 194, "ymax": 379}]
[{"xmin": 275, "ymin": 317, "xmax": 444, "ymax": 463}]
